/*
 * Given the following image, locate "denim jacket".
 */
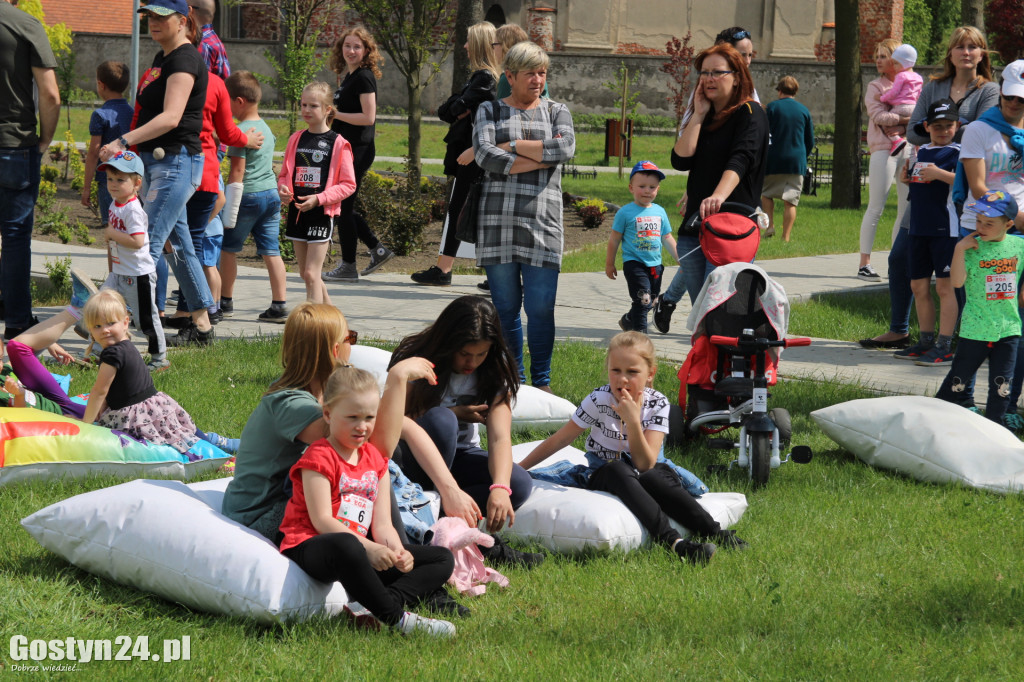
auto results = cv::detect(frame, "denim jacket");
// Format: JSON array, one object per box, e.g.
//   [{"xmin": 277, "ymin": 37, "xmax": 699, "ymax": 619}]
[
  {"xmin": 389, "ymin": 461, "xmax": 437, "ymax": 544},
  {"xmin": 530, "ymin": 449, "xmax": 708, "ymax": 497}
]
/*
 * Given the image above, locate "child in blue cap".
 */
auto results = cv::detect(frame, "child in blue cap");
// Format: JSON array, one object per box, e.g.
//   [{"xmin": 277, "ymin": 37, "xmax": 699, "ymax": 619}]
[
  {"xmin": 935, "ymin": 190, "xmax": 1024, "ymax": 428},
  {"xmin": 605, "ymin": 161, "xmax": 678, "ymax": 333}
]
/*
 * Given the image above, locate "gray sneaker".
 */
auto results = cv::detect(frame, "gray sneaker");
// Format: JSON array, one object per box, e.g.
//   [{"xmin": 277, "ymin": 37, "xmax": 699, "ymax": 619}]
[
  {"xmin": 323, "ymin": 261, "xmax": 358, "ymax": 282},
  {"xmin": 394, "ymin": 611, "xmax": 455, "ymax": 638},
  {"xmin": 360, "ymin": 245, "xmax": 395, "ymax": 276}
]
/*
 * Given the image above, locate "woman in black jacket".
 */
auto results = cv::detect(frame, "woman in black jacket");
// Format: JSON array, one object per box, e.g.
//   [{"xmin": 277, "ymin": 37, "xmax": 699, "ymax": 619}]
[{"xmin": 411, "ymin": 21, "xmax": 501, "ymax": 286}]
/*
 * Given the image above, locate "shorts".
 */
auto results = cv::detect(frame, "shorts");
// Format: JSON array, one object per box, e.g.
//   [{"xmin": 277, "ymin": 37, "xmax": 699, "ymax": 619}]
[
  {"xmin": 200, "ymin": 233, "xmax": 223, "ymax": 267},
  {"xmin": 761, "ymin": 174, "xmax": 803, "ymax": 205},
  {"xmin": 908, "ymin": 234, "xmax": 958, "ymax": 280},
  {"xmin": 222, "ymin": 188, "xmax": 283, "ymax": 256},
  {"xmin": 285, "ymin": 202, "xmax": 333, "ymax": 243}
]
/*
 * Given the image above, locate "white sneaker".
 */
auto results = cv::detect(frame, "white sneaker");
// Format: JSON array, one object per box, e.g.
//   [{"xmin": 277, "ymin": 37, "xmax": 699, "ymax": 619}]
[{"xmin": 394, "ymin": 611, "xmax": 455, "ymax": 638}]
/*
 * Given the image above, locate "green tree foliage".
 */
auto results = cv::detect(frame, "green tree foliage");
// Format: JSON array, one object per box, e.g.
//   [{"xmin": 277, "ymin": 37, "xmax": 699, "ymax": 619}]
[
  {"xmin": 902, "ymin": 0, "xmax": 961, "ymax": 65},
  {"xmin": 344, "ymin": 0, "xmax": 458, "ymax": 193}
]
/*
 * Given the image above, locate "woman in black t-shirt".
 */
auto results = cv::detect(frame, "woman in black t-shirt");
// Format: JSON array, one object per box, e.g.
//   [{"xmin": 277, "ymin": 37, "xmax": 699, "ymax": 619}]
[
  {"xmin": 653, "ymin": 43, "xmax": 768, "ymax": 334},
  {"xmin": 322, "ymin": 26, "xmax": 393, "ymax": 283},
  {"xmin": 99, "ymin": 0, "xmax": 215, "ymax": 348}
]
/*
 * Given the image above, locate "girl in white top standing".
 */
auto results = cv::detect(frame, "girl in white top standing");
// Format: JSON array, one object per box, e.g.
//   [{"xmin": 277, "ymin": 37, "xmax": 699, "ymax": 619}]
[{"xmin": 520, "ymin": 332, "xmax": 747, "ymax": 564}]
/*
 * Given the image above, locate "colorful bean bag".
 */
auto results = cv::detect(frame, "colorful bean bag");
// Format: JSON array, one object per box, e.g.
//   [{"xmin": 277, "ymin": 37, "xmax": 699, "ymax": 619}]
[
  {"xmin": 506, "ymin": 442, "xmax": 749, "ymax": 553},
  {"xmin": 349, "ymin": 345, "xmax": 576, "ymax": 431},
  {"xmin": 21, "ymin": 477, "xmax": 347, "ymax": 623},
  {"xmin": 0, "ymin": 407, "xmax": 228, "ymax": 486},
  {"xmin": 811, "ymin": 396, "xmax": 1024, "ymax": 494}
]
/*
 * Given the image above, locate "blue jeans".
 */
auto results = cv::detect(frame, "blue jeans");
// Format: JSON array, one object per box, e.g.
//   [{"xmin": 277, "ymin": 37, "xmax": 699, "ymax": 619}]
[
  {"xmin": 662, "ymin": 234, "xmax": 714, "ymax": 306},
  {"xmin": 484, "ymin": 261, "xmax": 559, "ymax": 387},
  {"xmin": 0, "ymin": 146, "xmax": 41, "ymax": 328},
  {"xmin": 887, "ymin": 227, "xmax": 913, "ymax": 335},
  {"xmin": 140, "ymin": 148, "xmax": 213, "ymax": 312},
  {"xmin": 396, "ymin": 406, "xmax": 534, "ymax": 512},
  {"xmin": 175, "ymin": 190, "xmax": 219, "ymax": 313},
  {"xmin": 936, "ymin": 336, "xmax": 1019, "ymax": 424}
]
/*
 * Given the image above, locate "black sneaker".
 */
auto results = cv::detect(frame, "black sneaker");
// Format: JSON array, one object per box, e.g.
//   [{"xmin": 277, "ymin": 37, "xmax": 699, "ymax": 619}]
[
  {"xmin": 618, "ymin": 313, "xmax": 632, "ymax": 332},
  {"xmin": 219, "ymin": 299, "xmax": 234, "ymax": 317},
  {"xmin": 477, "ymin": 279, "xmax": 489, "ymax": 292},
  {"xmin": 360, "ymin": 245, "xmax": 395, "ymax": 276},
  {"xmin": 479, "ymin": 534, "xmax": 545, "ymax": 569},
  {"xmin": 163, "ymin": 315, "xmax": 192, "ymax": 330},
  {"xmin": 258, "ymin": 306, "xmax": 288, "ymax": 324},
  {"xmin": 674, "ymin": 539, "xmax": 716, "ymax": 565},
  {"xmin": 411, "ymin": 265, "xmax": 452, "ymax": 286},
  {"xmin": 166, "ymin": 323, "xmax": 214, "ymax": 348},
  {"xmin": 893, "ymin": 341, "xmax": 933, "ymax": 361},
  {"xmin": 208, "ymin": 309, "xmax": 224, "ymax": 325},
  {"xmin": 711, "ymin": 529, "xmax": 750, "ymax": 550},
  {"xmin": 653, "ymin": 297, "xmax": 676, "ymax": 334},
  {"xmin": 417, "ymin": 588, "xmax": 471, "ymax": 618}
]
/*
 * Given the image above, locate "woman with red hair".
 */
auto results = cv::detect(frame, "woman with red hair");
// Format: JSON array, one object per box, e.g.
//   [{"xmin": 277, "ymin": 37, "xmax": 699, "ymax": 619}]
[{"xmin": 653, "ymin": 44, "xmax": 769, "ymax": 334}]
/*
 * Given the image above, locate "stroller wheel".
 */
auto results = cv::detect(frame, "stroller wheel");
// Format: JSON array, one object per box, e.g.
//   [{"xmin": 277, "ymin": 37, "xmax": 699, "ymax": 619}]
[
  {"xmin": 770, "ymin": 407, "xmax": 792, "ymax": 443},
  {"xmin": 750, "ymin": 432, "xmax": 771, "ymax": 488},
  {"xmin": 665, "ymin": 404, "xmax": 686, "ymax": 448}
]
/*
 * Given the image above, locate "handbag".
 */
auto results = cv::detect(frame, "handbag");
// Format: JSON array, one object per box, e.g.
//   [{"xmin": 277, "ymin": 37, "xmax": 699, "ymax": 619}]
[{"xmin": 455, "ymin": 167, "xmax": 484, "ymax": 244}]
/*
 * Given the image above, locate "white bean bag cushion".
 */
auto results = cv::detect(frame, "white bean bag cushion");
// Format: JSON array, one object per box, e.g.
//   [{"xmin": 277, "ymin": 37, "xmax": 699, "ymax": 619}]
[
  {"xmin": 506, "ymin": 442, "xmax": 748, "ymax": 552},
  {"xmin": 21, "ymin": 478, "xmax": 348, "ymax": 624},
  {"xmin": 811, "ymin": 396, "xmax": 1024, "ymax": 494},
  {"xmin": 349, "ymin": 346, "xmax": 575, "ymax": 432},
  {"xmin": 0, "ymin": 407, "xmax": 228, "ymax": 486}
]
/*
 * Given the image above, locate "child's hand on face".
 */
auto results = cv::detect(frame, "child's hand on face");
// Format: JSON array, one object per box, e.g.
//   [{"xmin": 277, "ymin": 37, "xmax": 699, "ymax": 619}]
[
  {"xmin": 390, "ymin": 357, "xmax": 438, "ymax": 386},
  {"xmin": 962, "ymin": 233, "xmax": 980, "ymax": 250},
  {"xmin": 294, "ymin": 194, "xmax": 320, "ymax": 212},
  {"xmin": 610, "ymin": 385, "xmax": 643, "ymax": 424}
]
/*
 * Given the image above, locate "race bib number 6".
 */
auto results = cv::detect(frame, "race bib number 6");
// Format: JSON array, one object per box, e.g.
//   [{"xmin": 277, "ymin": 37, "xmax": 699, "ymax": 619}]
[
  {"xmin": 986, "ymin": 273, "xmax": 1016, "ymax": 300},
  {"xmin": 338, "ymin": 493, "xmax": 373, "ymax": 536}
]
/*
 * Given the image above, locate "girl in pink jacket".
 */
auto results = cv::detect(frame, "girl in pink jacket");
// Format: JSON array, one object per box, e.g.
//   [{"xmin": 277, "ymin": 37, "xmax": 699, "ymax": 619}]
[{"xmin": 278, "ymin": 82, "xmax": 357, "ymax": 304}]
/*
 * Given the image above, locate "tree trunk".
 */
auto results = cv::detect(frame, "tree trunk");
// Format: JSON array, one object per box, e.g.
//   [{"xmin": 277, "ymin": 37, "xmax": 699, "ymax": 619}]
[
  {"xmin": 962, "ymin": 0, "xmax": 985, "ymax": 32},
  {"xmin": 452, "ymin": 0, "xmax": 484, "ymax": 94},
  {"xmin": 832, "ymin": 0, "xmax": 862, "ymax": 209},
  {"xmin": 407, "ymin": 79, "xmax": 423, "ymax": 196}
]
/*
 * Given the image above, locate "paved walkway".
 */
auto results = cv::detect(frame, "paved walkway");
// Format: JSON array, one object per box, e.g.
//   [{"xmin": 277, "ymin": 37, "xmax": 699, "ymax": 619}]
[{"xmin": 29, "ymin": 240, "xmax": 961, "ymax": 399}]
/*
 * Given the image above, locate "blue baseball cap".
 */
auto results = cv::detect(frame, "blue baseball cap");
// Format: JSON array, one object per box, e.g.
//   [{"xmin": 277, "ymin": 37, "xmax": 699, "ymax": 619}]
[
  {"xmin": 138, "ymin": 1, "xmax": 190, "ymax": 16},
  {"xmin": 966, "ymin": 190, "xmax": 1019, "ymax": 220},
  {"xmin": 630, "ymin": 160, "xmax": 665, "ymax": 180},
  {"xmin": 98, "ymin": 151, "xmax": 145, "ymax": 177}
]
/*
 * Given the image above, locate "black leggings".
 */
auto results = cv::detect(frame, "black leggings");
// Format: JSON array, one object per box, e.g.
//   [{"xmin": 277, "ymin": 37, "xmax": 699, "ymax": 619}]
[
  {"xmin": 438, "ymin": 163, "xmax": 482, "ymax": 258},
  {"xmin": 338, "ymin": 142, "xmax": 381, "ymax": 263},
  {"xmin": 588, "ymin": 460, "xmax": 720, "ymax": 546},
  {"xmin": 283, "ymin": 533, "xmax": 453, "ymax": 626}
]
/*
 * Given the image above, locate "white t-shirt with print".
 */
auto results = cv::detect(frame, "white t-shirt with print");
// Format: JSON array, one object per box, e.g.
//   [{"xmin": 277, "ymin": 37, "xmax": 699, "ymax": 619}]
[
  {"xmin": 107, "ymin": 197, "xmax": 156, "ymax": 276},
  {"xmin": 959, "ymin": 121, "xmax": 1024, "ymax": 232},
  {"xmin": 570, "ymin": 385, "xmax": 670, "ymax": 462}
]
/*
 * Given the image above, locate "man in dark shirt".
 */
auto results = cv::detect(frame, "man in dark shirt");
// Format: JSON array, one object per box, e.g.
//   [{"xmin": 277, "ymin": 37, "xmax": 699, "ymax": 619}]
[{"xmin": 0, "ymin": 0, "xmax": 60, "ymax": 339}]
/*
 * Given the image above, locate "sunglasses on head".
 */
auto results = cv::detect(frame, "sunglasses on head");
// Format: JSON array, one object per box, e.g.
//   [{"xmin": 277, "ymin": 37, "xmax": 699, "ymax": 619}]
[
  {"xmin": 344, "ymin": 329, "xmax": 358, "ymax": 345},
  {"xmin": 732, "ymin": 30, "xmax": 751, "ymax": 41}
]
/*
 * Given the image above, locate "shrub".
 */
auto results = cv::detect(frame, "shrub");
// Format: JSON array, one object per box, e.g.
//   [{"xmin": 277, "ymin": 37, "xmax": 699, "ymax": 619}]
[
  {"xmin": 44, "ymin": 256, "xmax": 72, "ymax": 298},
  {"xmin": 355, "ymin": 171, "xmax": 434, "ymax": 256},
  {"xmin": 420, "ymin": 176, "xmax": 448, "ymax": 221},
  {"xmin": 573, "ymin": 197, "xmax": 609, "ymax": 229},
  {"xmin": 41, "ymin": 165, "xmax": 60, "ymax": 183}
]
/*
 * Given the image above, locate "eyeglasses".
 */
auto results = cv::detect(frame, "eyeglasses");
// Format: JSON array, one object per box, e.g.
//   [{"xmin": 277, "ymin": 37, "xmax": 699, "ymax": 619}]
[
  {"xmin": 732, "ymin": 30, "xmax": 751, "ymax": 41},
  {"xmin": 344, "ymin": 330, "xmax": 359, "ymax": 345},
  {"xmin": 699, "ymin": 70, "xmax": 735, "ymax": 80},
  {"xmin": 1003, "ymin": 94, "xmax": 1024, "ymax": 104}
]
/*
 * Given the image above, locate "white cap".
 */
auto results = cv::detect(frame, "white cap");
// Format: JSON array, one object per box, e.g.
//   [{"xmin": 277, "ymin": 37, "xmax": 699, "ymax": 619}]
[
  {"xmin": 891, "ymin": 44, "xmax": 917, "ymax": 68},
  {"xmin": 1002, "ymin": 60, "xmax": 1024, "ymax": 99}
]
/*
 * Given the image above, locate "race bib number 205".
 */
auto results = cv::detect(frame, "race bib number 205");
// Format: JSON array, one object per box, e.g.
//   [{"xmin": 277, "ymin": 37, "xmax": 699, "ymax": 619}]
[{"xmin": 986, "ymin": 273, "xmax": 1017, "ymax": 300}]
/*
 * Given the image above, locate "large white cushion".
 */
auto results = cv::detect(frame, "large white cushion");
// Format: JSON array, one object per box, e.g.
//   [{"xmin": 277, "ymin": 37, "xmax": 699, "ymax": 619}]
[
  {"xmin": 21, "ymin": 478, "xmax": 347, "ymax": 624},
  {"xmin": 507, "ymin": 442, "xmax": 748, "ymax": 552},
  {"xmin": 349, "ymin": 346, "xmax": 575, "ymax": 432},
  {"xmin": 811, "ymin": 396, "xmax": 1024, "ymax": 494}
]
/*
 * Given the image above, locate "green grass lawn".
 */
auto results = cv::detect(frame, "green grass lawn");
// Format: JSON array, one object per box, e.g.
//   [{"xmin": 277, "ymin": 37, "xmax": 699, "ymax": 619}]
[{"xmin": 2, "ymin": 337, "xmax": 1022, "ymax": 680}]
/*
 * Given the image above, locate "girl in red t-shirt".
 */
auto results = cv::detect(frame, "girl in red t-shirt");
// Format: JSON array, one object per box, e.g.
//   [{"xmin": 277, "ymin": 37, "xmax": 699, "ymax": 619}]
[{"xmin": 278, "ymin": 363, "xmax": 458, "ymax": 637}]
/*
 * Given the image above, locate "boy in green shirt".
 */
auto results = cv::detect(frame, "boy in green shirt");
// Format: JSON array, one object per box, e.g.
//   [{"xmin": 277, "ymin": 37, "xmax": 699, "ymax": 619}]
[{"xmin": 936, "ymin": 190, "xmax": 1024, "ymax": 428}]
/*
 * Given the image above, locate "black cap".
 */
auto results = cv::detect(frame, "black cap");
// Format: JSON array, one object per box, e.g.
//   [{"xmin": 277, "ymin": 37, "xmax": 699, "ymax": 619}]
[{"xmin": 913, "ymin": 98, "xmax": 960, "ymax": 137}]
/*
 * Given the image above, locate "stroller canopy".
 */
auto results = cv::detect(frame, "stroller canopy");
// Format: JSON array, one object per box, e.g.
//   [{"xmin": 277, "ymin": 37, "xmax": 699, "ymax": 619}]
[{"xmin": 686, "ymin": 262, "xmax": 790, "ymax": 347}]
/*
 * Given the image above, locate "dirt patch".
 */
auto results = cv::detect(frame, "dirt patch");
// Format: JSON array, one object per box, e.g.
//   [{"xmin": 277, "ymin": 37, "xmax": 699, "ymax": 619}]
[{"xmin": 39, "ymin": 183, "xmax": 613, "ymax": 275}]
